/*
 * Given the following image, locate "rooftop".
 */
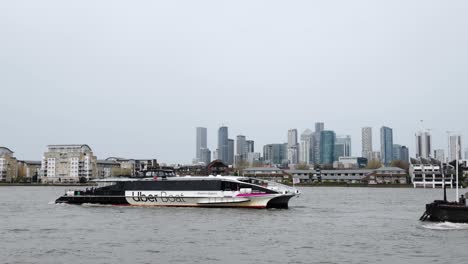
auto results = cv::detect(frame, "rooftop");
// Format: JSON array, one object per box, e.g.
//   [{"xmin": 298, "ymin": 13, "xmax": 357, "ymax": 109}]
[
  {"xmin": 375, "ymin": 167, "xmax": 406, "ymax": 172},
  {"xmin": 321, "ymin": 169, "xmax": 374, "ymax": 174},
  {"xmin": 47, "ymin": 144, "xmax": 92, "ymax": 152},
  {"xmin": 285, "ymin": 169, "xmax": 316, "ymax": 174},
  {"xmin": 244, "ymin": 167, "xmax": 283, "ymax": 172},
  {"xmin": 97, "ymin": 160, "xmax": 120, "ymax": 165},
  {"xmin": 18, "ymin": 160, "xmax": 41, "ymax": 165},
  {"xmin": 0, "ymin": 147, "xmax": 14, "ymax": 155}
]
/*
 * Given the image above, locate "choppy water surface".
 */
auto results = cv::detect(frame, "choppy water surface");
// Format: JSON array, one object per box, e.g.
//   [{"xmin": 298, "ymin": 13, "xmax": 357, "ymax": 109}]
[{"xmin": 1, "ymin": 186, "xmax": 467, "ymax": 264}]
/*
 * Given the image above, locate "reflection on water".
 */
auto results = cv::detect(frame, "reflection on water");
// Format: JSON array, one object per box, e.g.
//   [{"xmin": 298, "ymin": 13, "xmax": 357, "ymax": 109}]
[{"xmin": 1, "ymin": 186, "xmax": 468, "ymax": 264}]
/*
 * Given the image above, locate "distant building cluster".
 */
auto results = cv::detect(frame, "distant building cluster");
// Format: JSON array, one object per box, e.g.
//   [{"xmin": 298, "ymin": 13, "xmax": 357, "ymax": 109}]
[
  {"xmin": 193, "ymin": 123, "xmax": 414, "ymax": 169},
  {"xmin": 1, "ymin": 122, "xmax": 465, "ymax": 188},
  {"xmin": 0, "ymin": 145, "xmax": 159, "ymax": 183},
  {"xmin": 0, "ymin": 147, "xmax": 41, "ymax": 183},
  {"xmin": 241, "ymin": 166, "xmax": 409, "ymax": 185},
  {"xmin": 190, "ymin": 123, "xmax": 468, "ymax": 188},
  {"xmin": 193, "ymin": 126, "xmax": 260, "ymax": 168}
]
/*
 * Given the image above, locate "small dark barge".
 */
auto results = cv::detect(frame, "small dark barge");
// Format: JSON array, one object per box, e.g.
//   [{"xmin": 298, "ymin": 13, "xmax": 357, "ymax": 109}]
[{"xmin": 420, "ymin": 195, "xmax": 468, "ymax": 223}]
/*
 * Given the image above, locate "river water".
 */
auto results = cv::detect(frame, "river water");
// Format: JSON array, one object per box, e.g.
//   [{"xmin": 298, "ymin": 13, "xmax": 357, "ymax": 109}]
[{"xmin": 1, "ymin": 186, "xmax": 467, "ymax": 264}]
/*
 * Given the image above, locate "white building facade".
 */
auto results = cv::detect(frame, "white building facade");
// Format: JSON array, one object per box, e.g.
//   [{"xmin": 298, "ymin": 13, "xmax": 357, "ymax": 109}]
[
  {"xmin": 41, "ymin": 145, "xmax": 97, "ymax": 183},
  {"xmin": 0, "ymin": 147, "xmax": 18, "ymax": 182},
  {"xmin": 410, "ymin": 160, "xmax": 455, "ymax": 188}
]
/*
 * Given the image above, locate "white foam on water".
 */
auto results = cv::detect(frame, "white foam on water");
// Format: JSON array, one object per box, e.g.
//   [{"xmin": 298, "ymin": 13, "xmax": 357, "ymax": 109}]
[
  {"xmin": 422, "ymin": 221, "xmax": 468, "ymax": 230},
  {"xmin": 81, "ymin": 203, "xmax": 113, "ymax": 207},
  {"xmin": 50, "ymin": 201, "xmax": 70, "ymax": 206}
]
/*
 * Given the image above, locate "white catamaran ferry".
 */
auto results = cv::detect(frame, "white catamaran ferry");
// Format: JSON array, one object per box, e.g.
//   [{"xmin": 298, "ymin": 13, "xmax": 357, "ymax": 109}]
[{"xmin": 56, "ymin": 171, "xmax": 300, "ymax": 209}]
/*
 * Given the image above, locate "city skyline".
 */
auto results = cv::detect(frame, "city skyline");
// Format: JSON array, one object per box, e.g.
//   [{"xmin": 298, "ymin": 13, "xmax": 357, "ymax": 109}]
[
  {"xmin": 194, "ymin": 122, "xmax": 414, "ymax": 166},
  {"xmin": 1, "ymin": 122, "xmax": 466, "ymax": 164},
  {"xmin": 191, "ymin": 123, "xmax": 464, "ymax": 165}
]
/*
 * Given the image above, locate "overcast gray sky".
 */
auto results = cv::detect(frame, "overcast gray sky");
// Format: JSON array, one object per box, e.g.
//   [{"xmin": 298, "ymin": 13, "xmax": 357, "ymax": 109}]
[{"xmin": 1, "ymin": 0, "xmax": 467, "ymax": 164}]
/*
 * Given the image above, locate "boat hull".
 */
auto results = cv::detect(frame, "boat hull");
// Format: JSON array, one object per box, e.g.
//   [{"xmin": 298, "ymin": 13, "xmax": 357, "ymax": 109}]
[
  {"xmin": 55, "ymin": 195, "xmax": 128, "ymax": 205},
  {"xmin": 421, "ymin": 201, "xmax": 468, "ymax": 223}
]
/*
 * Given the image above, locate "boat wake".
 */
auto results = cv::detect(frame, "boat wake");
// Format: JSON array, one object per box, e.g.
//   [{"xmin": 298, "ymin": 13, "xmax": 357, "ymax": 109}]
[
  {"xmin": 81, "ymin": 203, "xmax": 114, "ymax": 207},
  {"xmin": 50, "ymin": 201, "xmax": 71, "ymax": 206},
  {"xmin": 421, "ymin": 222, "xmax": 468, "ymax": 230}
]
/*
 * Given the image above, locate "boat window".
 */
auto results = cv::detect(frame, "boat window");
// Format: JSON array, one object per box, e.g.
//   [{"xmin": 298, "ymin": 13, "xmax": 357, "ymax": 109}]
[
  {"xmin": 96, "ymin": 181, "xmax": 117, "ymax": 188},
  {"xmin": 222, "ymin": 180, "xmax": 277, "ymax": 194},
  {"xmin": 242, "ymin": 178, "xmax": 268, "ymax": 187},
  {"xmin": 222, "ymin": 181, "xmax": 239, "ymax": 191},
  {"xmin": 163, "ymin": 171, "xmax": 175, "ymax": 177},
  {"xmin": 144, "ymin": 171, "xmax": 175, "ymax": 177}
]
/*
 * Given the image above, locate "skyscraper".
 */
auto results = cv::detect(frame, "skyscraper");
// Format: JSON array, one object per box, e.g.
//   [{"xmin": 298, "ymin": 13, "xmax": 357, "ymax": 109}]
[
  {"xmin": 380, "ymin": 126, "xmax": 393, "ymax": 165},
  {"xmin": 361, "ymin": 127, "xmax": 372, "ymax": 160},
  {"xmin": 312, "ymin": 122, "xmax": 325, "ymax": 165},
  {"xmin": 287, "ymin": 129, "xmax": 299, "ymax": 164},
  {"xmin": 315, "ymin": 122, "xmax": 324, "ymax": 132},
  {"xmin": 449, "ymin": 135, "xmax": 462, "ymax": 161},
  {"xmin": 200, "ymin": 148, "xmax": 211, "ymax": 165},
  {"xmin": 392, "ymin": 144, "xmax": 402, "ymax": 161},
  {"xmin": 287, "ymin": 129, "xmax": 298, "ymax": 147},
  {"xmin": 246, "ymin": 152, "xmax": 261, "ymax": 165},
  {"xmin": 236, "ymin": 135, "xmax": 246, "ymax": 156},
  {"xmin": 392, "ymin": 144, "xmax": 409, "ymax": 162},
  {"xmin": 287, "ymin": 146, "xmax": 299, "ymax": 165},
  {"xmin": 246, "ymin": 140, "xmax": 254, "ymax": 153},
  {"xmin": 300, "ymin": 129, "xmax": 313, "ymax": 164},
  {"xmin": 320, "ymin": 130, "xmax": 336, "ymax": 165},
  {"xmin": 334, "ymin": 135, "xmax": 351, "ymax": 161},
  {"xmin": 227, "ymin": 139, "xmax": 234, "ymax": 165},
  {"xmin": 234, "ymin": 135, "xmax": 247, "ymax": 166},
  {"xmin": 194, "ymin": 127, "xmax": 207, "ymax": 163},
  {"xmin": 217, "ymin": 126, "xmax": 228, "ymax": 163},
  {"xmin": 401, "ymin": 146, "xmax": 409, "ymax": 162},
  {"xmin": 263, "ymin": 143, "xmax": 287, "ymax": 165},
  {"xmin": 434, "ymin": 149, "xmax": 445, "ymax": 163},
  {"xmin": 371, "ymin": 151, "xmax": 381, "ymax": 161},
  {"xmin": 415, "ymin": 131, "xmax": 431, "ymax": 158},
  {"xmin": 465, "ymin": 148, "xmax": 468, "ymax": 160}
]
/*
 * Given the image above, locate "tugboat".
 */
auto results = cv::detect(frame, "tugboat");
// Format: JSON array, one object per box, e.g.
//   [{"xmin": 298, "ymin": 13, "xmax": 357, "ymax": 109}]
[
  {"xmin": 55, "ymin": 170, "xmax": 300, "ymax": 209},
  {"xmin": 420, "ymin": 154, "xmax": 468, "ymax": 223}
]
